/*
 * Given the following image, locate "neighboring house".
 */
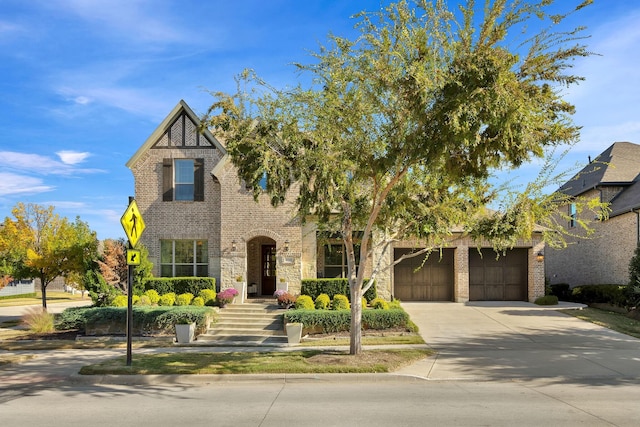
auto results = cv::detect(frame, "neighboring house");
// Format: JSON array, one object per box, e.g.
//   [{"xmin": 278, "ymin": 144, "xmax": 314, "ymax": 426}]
[
  {"xmin": 126, "ymin": 100, "xmax": 545, "ymax": 302},
  {"xmin": 546, "ymin": 141, "xmax": 640, "ymax": 287}
]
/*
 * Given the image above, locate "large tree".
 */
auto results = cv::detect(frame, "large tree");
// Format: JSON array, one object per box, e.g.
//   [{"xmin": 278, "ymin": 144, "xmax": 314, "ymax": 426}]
[
  {"xmin": 0, "ymin": 203, "xmax": 99, "ymax": 309},
  {"xmin": 203, "ymin": 0, "xmax": 602, "ymax": 354}
]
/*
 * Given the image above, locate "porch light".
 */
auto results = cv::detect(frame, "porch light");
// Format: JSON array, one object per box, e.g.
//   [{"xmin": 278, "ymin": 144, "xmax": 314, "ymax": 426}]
[
  {"xmin": 232, "ymin": 239, "xmax": 237, "ymax": 252},
  {"xmin": 536, "ymin": 251, "xmax": 544, "ymax": 262},
  {"xmin": 284, "ymin": 240, "xmax": 290, "ymax": 252}
]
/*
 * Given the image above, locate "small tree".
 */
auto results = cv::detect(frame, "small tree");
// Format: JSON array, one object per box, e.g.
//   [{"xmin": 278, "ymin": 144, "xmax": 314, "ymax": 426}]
[
  {"xmin": 97, "ymin": 238, "xmax": 128, "ymax": 293},
  {"xmin": 0, "ymin": 203, "xmax": 98, "ymax": 309},
  {"xmin": 204, "ymin": 0, "xmax": 602, "ymax": 354}
]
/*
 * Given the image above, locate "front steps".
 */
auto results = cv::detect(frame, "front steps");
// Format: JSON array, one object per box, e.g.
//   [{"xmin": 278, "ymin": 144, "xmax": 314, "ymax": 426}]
[{"xmin": 197, "ymin": 301, "xmax": 288, "ymax": 346}]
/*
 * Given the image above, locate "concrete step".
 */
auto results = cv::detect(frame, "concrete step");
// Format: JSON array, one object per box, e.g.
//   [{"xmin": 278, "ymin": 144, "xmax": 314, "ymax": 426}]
[{"xmin": 196, "ymin": 301, "xmax": 287, "ymax": 346}]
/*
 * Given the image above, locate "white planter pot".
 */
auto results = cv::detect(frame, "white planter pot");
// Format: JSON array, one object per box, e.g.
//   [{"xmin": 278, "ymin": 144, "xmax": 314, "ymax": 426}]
[
  {"xmin": 175, "ymin": 323, "xmax": 196, "ymax": 343},
  {"xmin": 286, "ymin": 322, "xmax": 303, "ymax": 345},
  {"xmin": 276, "ymin": 282, "xmax": 288, "ymax": 293},
  {"xmin": 233, "ymin": 282, "xmax": 246, "ymax": 304}
]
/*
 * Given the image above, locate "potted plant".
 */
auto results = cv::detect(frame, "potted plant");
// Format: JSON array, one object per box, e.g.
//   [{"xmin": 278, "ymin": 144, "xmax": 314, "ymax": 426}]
[
  {"xmin": 174, "ymin": 314, "xmax": 196, "ymax": 344},
  {"xmin": 274, "ymin": 290, "xmax": 297, "ymax": 309},
  {"xmin": 285, "ymin": 322, "xmax": 303, "ymax": 345},
  {"xmin": 217, "ymin": 288, "xmax": 239, "ymax": 307}
]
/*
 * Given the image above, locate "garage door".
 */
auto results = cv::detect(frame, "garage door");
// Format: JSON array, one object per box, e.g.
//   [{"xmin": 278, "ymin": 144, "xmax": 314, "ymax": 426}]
[
  {"xmin": 394, "ymin": 248, "xmax": 454, "ymax": 301},
  {"xmin": 469, "ymin": 249, "xmax": 528, "ymax": 301}
]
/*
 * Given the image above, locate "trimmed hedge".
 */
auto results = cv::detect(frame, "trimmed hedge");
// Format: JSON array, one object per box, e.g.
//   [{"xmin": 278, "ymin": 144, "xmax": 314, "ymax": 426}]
[
  {"xmin": 143, "ymin": 277, "xmax": 216, "ymax": 296},
  {"xmin": 56, "ymin": 306, "xmax": 217, "ymax": 336},
  {"xmin": 283, "ymin": 308, "xmax": 410, "ymax": 334},
  {"xmin": 301, "ymin": 278, "xmax": 377, "ymax": 302},
  {"xmin": 534, "ymin": 295, "xmax": 558, "ymax": 305}
]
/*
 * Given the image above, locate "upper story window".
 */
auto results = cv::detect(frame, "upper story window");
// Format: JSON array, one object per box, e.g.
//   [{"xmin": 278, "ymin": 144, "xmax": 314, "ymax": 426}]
[
  {"xmin": 569, "ymin": 203, "xmax": 577, "ymax": 228},
  {"xmin": 163, "ymin": 158, "xmax": 204, "ymax": 201}
]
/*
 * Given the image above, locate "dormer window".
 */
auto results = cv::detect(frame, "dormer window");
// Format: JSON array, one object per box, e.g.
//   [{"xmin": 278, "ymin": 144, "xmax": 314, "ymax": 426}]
[{"xmin": 163, "ymin": 158, "xmax": 204, "ymax": 201}]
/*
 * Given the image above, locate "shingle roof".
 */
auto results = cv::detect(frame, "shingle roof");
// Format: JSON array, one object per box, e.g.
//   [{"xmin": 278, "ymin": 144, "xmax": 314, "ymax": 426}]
[{"xmin": 558, "ymin": 141, "xmax": 640, "ymax": 197}]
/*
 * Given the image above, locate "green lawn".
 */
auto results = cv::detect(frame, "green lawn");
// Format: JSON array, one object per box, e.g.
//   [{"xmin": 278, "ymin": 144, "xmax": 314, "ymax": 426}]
[
  {"xmin": 79, "ymin": 348, "xmax": 433, "ymax": 375},
  {"xmin": 0, "ymin": 291, "xmax": 87, "ymax": 307},
  {"xmin": 561, "ymin": 307, "xmax": 640, "ymax": 339}
]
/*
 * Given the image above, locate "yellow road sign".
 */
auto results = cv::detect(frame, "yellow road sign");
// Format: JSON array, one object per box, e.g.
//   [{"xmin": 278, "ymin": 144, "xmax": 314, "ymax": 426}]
[
  {"xmin": 127, "ymin": 249, "xmax": 141, "ymax": 265},
  {"xmin": 120, "ymin": 199, "xmax": 146, "ymax": 247}
]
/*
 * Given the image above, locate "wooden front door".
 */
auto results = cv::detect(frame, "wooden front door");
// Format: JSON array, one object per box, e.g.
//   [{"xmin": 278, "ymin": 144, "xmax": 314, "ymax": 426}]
[{"xmin": 261, "ymin": 245, "xmax": 277, "ymax": 295}]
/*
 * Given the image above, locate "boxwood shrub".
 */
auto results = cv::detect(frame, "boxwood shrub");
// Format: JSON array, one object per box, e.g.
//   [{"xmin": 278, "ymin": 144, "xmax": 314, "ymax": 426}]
[
  {"xmin": 143, "ymin": 277, "xmax": 216, "ymax": 296},
  {"xmin": 56, "ymin": 306, "xmax": 217, "ymax": 336},
  {"xmin": 301, "ymin": 278, "xmax": 377, "ymax": 302},
  {"xmin": 284, "ymin": 308, "xmax": 410, "ymax": 334}
]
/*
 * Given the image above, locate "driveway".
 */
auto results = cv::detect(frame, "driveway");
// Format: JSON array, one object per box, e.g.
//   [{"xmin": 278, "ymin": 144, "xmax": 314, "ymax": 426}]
[{"xmin": 400, "ymin": 301, "xmax": 640, "ymax": 383}]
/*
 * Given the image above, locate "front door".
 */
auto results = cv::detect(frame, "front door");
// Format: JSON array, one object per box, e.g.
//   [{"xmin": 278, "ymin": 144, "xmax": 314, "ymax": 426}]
[{"xmin": 261, "ymin": 245, "xmax": 277, "ymax": 295}]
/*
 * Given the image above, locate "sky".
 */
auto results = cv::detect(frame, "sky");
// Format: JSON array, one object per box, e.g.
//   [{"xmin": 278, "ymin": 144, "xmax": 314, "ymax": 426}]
[{"xmin": 0, "ymin": 0, "xmax": 639, "ymax": 240}]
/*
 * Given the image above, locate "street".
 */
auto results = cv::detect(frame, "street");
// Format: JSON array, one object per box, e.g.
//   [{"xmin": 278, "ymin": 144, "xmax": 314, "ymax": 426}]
[{"xmin": 3, "ymin": 377, "xmax": 640, "ymax": 426}]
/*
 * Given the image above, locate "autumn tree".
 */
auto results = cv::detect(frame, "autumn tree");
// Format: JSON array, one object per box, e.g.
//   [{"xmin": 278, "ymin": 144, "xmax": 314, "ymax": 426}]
[
  {"xmin": 97, "ymin": 238, "xmax": 128, "ymax": 293},
  {"xmin": 0, "ymin": 203, "xmax": 99, "ymax": 309},
  {"xmin": 203, "ymin": 0, "xmax": 601, "ymax": 354}
]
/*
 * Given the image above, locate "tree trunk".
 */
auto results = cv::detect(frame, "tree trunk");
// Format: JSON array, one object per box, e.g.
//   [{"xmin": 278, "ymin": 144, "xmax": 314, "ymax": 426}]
[
  {"xmin": 40, "ymin": 274, "xmax": 48, "ymax": 310},
  {"xmin": 349, "ymin": 283, "xmax": 363, "ymax": 354}
]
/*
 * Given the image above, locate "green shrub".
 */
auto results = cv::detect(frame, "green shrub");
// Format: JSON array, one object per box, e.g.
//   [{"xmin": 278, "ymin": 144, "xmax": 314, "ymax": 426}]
[
  {"xmin": 56, "ymin": 306, "xmax": 217, "ymax": 335},
  {"xmin": 176, "ymin": 293, "xmax": 194, "ymax": 306},
  {"xmin": 549, "ymin": 283, "xmax": 571, "ymax": 300},
  {"xmin": 112, "ymin": 295, "xmax": 128, "ymax": 307},
  {"xmin": 362, "ymin": 297, "xmax": 368, "ymax": 308},
  {"xmin": 198, "ymin": 289, "xmax": 217, "ymax": 305},
  {"xmin": 144, "ymin": 277, "xmax": 216, "ymax": 296},
  {"xmin": 332, "ymin": 294, "xmax": 350, "ymax": 310},
  {"xmin": 83, "ymin": 270, "xmax": 121, "ymax": 307},
  {"xmin": 22, "ymin": 307, "xmax": 55, "ymax": 333},
  {"xmin": 191, "ymin": 296, "xmax": 205, "ymax": 306},
  {"xmin": 534, "ymin": 295, "xmax": 559, "ymax": 305},
  {"xmin": 284, "ymin": 308, "xmax": 410, "ymax": 334},
  {"xmin": 158, "ymin": 292, "xmax": 176, "ymax": 306},
  {"xmin": 136, "ymin": 295, "xmax": 152, "ymax": 306},
  {"xmin": 315, "ymin": 293, "xmax": 331, "ymax": 310},
  {"xmin": 301, "ymin": 278, "xmax": 377, "ymax": 302},
  {"xmin": 132, "ymin": 295, "xmax": 140, "ymax": 305},
  {"xmin": 370, "ymin": 297, "xmax": 389, "ymax": 310},
  {"xmin": 571, "ymin": 284, "xmax": 627, "ymax": 306},
  {"xmin": 295, "ymin": 295, "xmax": 315, "ymax": 310},
  {"xmin": 144, "ymin": 289, "xmax": 160, "ymax": 305},
  {"xmin": 388, "ymin": 299, "xmax": 402, "ymax": 309}
]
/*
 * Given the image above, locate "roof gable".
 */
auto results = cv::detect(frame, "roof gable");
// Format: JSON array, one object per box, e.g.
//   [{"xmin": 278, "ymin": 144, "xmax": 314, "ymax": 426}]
[{"xmin": 126, "ymin": 100, "xmax": 226, "ymax": 169}]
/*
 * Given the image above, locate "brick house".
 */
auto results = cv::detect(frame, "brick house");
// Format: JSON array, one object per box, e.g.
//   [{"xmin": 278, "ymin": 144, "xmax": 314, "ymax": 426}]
[
  {"xmin": 546, "ymin": 141, "xmax": 640, "ymax": 287},
  {"xmin": 126, "ymin": 100, "xmax": 546, "ymax": 302}
]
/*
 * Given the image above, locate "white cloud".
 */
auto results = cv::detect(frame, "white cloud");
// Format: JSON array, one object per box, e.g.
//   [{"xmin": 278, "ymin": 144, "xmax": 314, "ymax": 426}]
[
  {"xmin": 0, "ymin": 151, "xmax": 104, "ymax": 175},
  {"xmin": 0, "ymin": 172, "xmax": 54, "ymax": 196},
  {"xmin": 56, "ymin": 150, "xmax": 90, "ymax": 165}
]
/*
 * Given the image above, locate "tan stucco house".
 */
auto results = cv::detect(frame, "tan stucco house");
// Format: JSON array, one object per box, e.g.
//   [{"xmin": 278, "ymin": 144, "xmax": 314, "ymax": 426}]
[
  {"xmin": 546, "ymin": 141, "xmax": 640, "ymax": 287},
  {"xmin": 126, "ymin": 100, "xmax": 546, "ymax": 302}
]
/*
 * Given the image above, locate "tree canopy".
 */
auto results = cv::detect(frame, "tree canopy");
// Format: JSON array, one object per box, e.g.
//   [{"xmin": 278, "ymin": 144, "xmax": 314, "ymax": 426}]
[
  {"xmin": 0, "ymin": 203, "xmax": 99, "ymax": 309},
  {"xmin": 203, "ymin": 0, "xmax": 601, "ymax": 354}
]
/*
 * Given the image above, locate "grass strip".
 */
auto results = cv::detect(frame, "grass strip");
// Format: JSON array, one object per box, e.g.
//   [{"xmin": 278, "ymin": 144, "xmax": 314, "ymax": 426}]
[
  {"xmin": 302, "ymin": 334, "xmax": 424, "ymax": 347},
  {"xmin": 79, "ymin": 349, "xmax": 433, "ymax": 375},
  {"xmin": 561, "ymin": 307, "xmax": 640, "ymax": 339}
]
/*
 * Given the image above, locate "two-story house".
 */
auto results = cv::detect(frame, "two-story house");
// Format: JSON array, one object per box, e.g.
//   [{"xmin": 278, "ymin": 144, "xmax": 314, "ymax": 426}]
[
  {"xmin": 546, "ymin": 141, "xmax": 640, "ymax": 287},
  {"xmin": 126, "ymin": 100, "xmax": 546, "ymax": 302}
]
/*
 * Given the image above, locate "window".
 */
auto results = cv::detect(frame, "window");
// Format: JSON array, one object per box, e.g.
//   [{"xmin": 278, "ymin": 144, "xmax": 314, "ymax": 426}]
[
  {"xmin": 569, "ymin": 203, "xmax": 577, "ymax": 228},
  {"xmin": 323, "ymin": 243, "xmax": 360, "ymax": 278},
  {"xmin": 160, "ymin": 240, "xmax": 208, "ymax": 277},
  {"xmin": 163, "ymin": 158, "xmax": 204, "ymax": 201}
]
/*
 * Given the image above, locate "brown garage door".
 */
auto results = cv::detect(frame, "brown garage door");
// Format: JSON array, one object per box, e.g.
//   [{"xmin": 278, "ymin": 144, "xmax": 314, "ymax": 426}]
[
  {"xmin": 394, "ymin": 248, "xmax": 454, "ymax": 301},
  {"xmin": 469, "ymin": 248, "xmax": 528, "ymax": 301}
]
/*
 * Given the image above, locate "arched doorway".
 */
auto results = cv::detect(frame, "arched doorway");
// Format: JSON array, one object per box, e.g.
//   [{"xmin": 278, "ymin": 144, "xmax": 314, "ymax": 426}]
[{"xmin": 246, "ymin": 236, "xmax": 277, "ymax": 296}]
